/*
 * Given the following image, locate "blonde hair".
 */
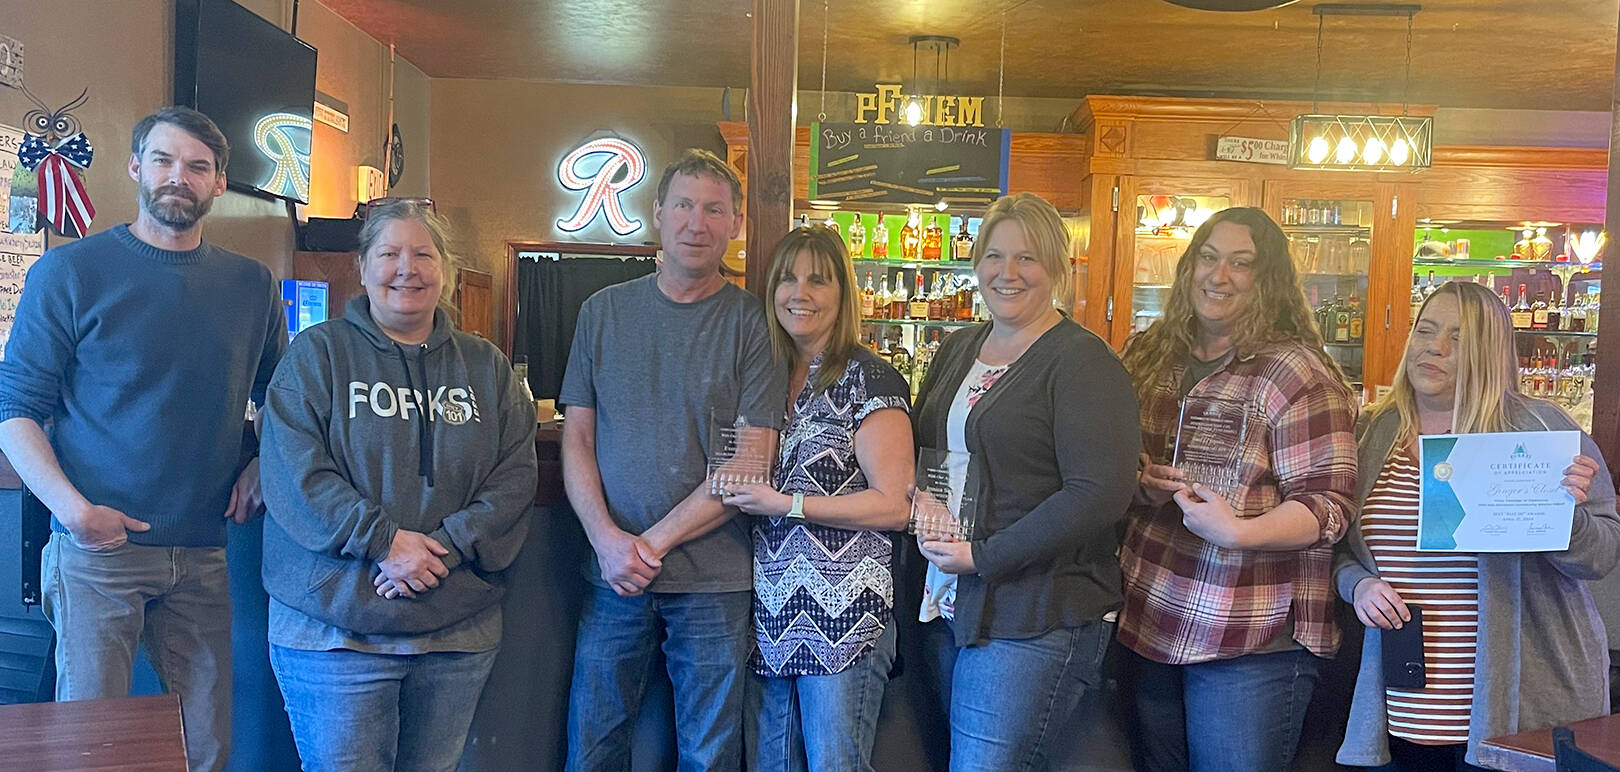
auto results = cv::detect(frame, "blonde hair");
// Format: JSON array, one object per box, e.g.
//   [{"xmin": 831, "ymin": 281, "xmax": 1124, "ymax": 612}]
[
  {"xmin": 356, "ymin": 200, "xmax": 460, "ymax": 317},
  {"xmin": 1120, "ymin": 207, "xmax": 1341, "ymax": 401},
  {"xmin": 972, "ymin": 193, "xmax": 1072, "ymax": 306},
  {"xmin": 1371, "ymin": 280, "xmax": 1542, "ymax": 446},
  {"xmin": 762, "ymin": 226, "xmax": 863, "ymax": 394}
]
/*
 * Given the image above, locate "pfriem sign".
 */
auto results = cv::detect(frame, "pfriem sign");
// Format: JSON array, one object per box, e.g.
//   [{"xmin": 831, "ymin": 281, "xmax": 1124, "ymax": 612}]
[{"xmin": 555, "ymin": 136, "xmax": 647, "ymax": 237}]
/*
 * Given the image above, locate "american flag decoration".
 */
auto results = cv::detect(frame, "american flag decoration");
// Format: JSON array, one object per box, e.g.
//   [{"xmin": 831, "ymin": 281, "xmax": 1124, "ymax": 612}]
[{"xmin": 19, "ymin": 132, "xmax": 95, "ymax": 238}]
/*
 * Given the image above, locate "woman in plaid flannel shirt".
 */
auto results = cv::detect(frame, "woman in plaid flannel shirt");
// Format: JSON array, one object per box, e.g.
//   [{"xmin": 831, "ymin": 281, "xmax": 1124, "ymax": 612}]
[{"xmin": 1116, "ymin": 207, "xmax": 1360, "ymax": 772}]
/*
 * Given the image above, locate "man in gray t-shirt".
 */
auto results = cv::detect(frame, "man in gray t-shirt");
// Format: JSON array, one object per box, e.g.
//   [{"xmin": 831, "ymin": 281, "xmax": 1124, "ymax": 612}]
[{"xmin": 559, "ymin": 149, "xmax": 784, "ymax": 771}]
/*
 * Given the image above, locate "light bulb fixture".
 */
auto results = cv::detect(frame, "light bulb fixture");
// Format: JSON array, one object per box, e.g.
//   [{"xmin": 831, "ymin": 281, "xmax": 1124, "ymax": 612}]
[
  {"xmin": 1361, "ymin": 137, "xmax": 1385, "ymax": 164},
  {"xmin": 904, "ymin": 99, "xmax": 925, "ymax": 126},
  {"xmin": 1287, "ymin": 4, "xmax": 1432, "ymax": 172},
  {"xmin": 1290, "ymin": 113, "xmax": 1431, "ymax": 172},
  {"xmin": 902, "ymin": 35, "xmax": 959, "ymax": 129},
  {"xmin": 1306, "ymin": 136, "xmax": 1330, "ymax": 164}
]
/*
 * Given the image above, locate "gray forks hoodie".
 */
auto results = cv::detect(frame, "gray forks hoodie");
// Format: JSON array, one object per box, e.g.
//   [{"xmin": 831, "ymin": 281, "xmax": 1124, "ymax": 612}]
[{"xmin": 261, "ymin": 296, "xmax": 537, "ymax": 636}]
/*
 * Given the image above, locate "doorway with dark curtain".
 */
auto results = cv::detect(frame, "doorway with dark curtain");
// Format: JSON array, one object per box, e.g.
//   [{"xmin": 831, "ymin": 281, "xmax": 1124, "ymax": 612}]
[{"xmin": 513, "ymin": 254, "xmax": 656, "ymax": 400}]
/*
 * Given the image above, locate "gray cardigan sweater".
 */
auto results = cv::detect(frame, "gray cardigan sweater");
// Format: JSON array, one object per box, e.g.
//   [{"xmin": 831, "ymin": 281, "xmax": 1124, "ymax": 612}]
[
  {"xmin": 1333, "ymin": 399, "xmax": 1620, "ymax": 766},
  {"xmin": 912, "ymin": 319, "xmax": 1140, "ymax": 647}
]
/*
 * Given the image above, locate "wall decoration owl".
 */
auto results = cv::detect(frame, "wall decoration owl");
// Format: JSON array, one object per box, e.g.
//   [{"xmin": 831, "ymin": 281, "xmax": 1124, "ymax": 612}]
[{"xmin": 15, "ymin": 85, "xmax": 95, "ymax": 237}]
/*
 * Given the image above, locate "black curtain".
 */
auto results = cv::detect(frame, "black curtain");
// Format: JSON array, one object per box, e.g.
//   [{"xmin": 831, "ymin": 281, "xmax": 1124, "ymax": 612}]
[{"xmin": 514, "ymin": 256, "xmax": 655, "ymax": 400}]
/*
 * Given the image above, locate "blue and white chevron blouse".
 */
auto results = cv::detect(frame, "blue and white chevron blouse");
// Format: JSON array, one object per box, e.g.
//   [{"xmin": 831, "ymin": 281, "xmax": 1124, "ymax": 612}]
[{"xmin": 751, "ymin": 348, "xmax": 910, "ymax": 677}]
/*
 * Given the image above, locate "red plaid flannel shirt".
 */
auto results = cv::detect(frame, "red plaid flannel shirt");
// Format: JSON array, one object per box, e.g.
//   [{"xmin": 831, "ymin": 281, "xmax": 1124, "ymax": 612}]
[{"xmin": 1117, "ymin": 341, "xmax": 1358, "ymax": 664}]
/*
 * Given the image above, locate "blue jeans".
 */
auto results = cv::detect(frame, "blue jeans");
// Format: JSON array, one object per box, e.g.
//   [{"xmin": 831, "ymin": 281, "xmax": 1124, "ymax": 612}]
[
  {"xmin": 40, "ymin": 533, "xmax": 232, "ymax": 772},
  {"xmin": 269, "ymin": 645, "xmax": 498, "ymax": 772},
  {"xmin": 566, "ymin": 586, "xmax": 752, "ymax": 772},
  {"xmin": 933, "ymin": 620, "xmax": 1114, "ymax": 772},
  {"xmin": 748, "ymin": 622, "xmax": 897, "ymax": 772},
  {"xmin": 1126, "ymin": 647, "xmax": 1323, "ymax": 772}
]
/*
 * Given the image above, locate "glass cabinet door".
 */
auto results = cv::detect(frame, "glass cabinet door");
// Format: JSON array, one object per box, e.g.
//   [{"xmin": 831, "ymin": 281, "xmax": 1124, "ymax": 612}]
[
  {"xmin": 1130, "ymin": 193, "xmax": 1230, "ymax": 333},
  {"xmin": 1281, "ymin": 197, "xmax": 1374, "ymax": 392}
]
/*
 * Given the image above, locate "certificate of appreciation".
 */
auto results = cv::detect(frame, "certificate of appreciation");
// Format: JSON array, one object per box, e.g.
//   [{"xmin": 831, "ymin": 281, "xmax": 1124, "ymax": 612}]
[{"xmin": 1417, "ymin": 431, "xmax": 1580, "ymax": 552}]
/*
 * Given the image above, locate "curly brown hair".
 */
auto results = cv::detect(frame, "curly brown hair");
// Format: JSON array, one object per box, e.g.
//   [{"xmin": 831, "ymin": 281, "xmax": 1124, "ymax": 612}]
[{"xmin": 1120, "ymin": 207, "xmax": 1342, "ymax": 400}]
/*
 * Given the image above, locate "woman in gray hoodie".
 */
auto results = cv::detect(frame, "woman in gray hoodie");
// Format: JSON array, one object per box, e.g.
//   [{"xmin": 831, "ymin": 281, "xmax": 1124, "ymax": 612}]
[
  {"xmin": 260, "ymin": 201, "xmax": 537, "ymax": 772},
  {"xmin": 1335, "ymin": 280, "xmax": 1615, "ymax": 770}
]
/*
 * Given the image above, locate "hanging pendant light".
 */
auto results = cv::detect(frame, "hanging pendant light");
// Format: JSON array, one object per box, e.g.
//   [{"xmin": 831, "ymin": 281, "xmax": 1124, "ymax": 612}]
[{"xmin": 1286, "ymin": 3, "xmax": 1433, "ymax": 172}]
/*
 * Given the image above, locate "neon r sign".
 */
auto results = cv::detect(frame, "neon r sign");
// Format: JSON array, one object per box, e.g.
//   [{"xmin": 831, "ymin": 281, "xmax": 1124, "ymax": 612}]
[
  {"xmin": 253, "ymin": 112, "xmax": 312, "ymax": 201},
  {"xmin": 555, "ymin": 136, "xmax": 646, "ymax": 236}
]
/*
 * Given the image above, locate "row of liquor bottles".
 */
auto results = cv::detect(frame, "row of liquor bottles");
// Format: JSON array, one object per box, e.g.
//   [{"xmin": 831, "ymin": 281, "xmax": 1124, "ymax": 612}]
[
  {"xmin": 1519, "ymin": 354, "xmax": 1595, "ymax": 405},
  {"xmin": 859, "ymin": 270, "xmax": 986, "ymax": 322},
  {"xmin": 865, "ymin": 327, "xmax": 945, "ymax": 399},
  {"xmin": 802, "ymin": 210, "xmax": 975, "ymax": 262},
  {"xmin": 1410, "ymin": 271, "xmax": 1601, "ymax": 332},
  {"xmin": 1312, "ymin": 292, "xmax": 1366, "ymax": 344}
]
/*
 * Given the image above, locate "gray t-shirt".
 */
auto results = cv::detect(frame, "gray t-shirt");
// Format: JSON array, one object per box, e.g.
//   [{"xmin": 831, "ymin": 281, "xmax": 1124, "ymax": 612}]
[{"xmin": 560, "ymin": 274, "xmax": 785, "ymax": 592}]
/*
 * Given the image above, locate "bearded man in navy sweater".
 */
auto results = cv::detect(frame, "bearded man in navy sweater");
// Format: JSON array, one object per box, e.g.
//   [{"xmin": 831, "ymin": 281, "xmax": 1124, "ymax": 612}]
[{"xmin": 0, "ymin": 106, "xmax": 285, "ymax": 772}]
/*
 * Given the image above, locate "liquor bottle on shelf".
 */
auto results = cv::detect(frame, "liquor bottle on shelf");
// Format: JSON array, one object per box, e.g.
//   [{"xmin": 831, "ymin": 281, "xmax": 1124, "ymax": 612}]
[
  {"xmin": 824, "ymin": 214, "xmax": 841, "ymax": 238},
  {"xmin": 1500, "ymin": 285, "xmax": 1512, "ymax": 310},
  {"xmin": 1588, "ymin": 291, "xmax": 1601, "ymax": 332},
  {"xmin": 1330, "ymin": 201, "xmax": 1342, "ymax": 226},
  {"xmin": 1410, "ymin": 275, "xmax": 1425, "ymax": 321},
  {"xmin": 1531, "ymin": 227, "xmax": 1555, "ymax": 261},
  {"xmin": 848, "ymin": 214, "xmax": 867, "ymax": 258},
  {"xmin": 922, "ymin": 216, "xmax": 944, "ymax": 260},
  {"xmin": 953, "ymin": 218, "xmax": 974, "ymax": 260},
  {"xmin": 1547, "ymin": 291, "xmax": 1564, "ymax": 332},
  {"xmin": 889, "ymin": 271, "xmax": 908, "ymax": 320},
  {"xmin": 971, "ymin": 276, "xmax": 987, "ymax": 321},
  {"xmin": 1348, "ymin": 295, "xmax": 1364, "ymax": 342},
  {"xmin": 955, "ymin": 276, "xmax": 974, "ymax": 322},
  {"xmin": 1282, "ymin": 199, "xmax": 1298, "ymax": 225},
  {"xmin": 1423, "ymin": 270, "xmax": 1439, "ymax": 297},
  {"xmin": 874, "ymin": 273, "xmax": 892, "ymax": 320},
  {"xmin": 1531, "ymin": 358, "xmax": 1548, "ymax": 397},
  {"xmin": 1510, "ymin": 285, "xmax": 1533, "ymax": 330},
  {"xmin": 1332, "ymin": 294, "xmax": 1351, "ymax": 343},
  {"xmin": 1532, "ymin": 291, "xmax": 1550, "ymax": 330},
  {"xmin": 928, "ymin": 273, "xmax": 945, "ymax": 321},
  {"xmin": 1570, "ymin": 294, "xmax": 1588, "ymax": 332},
  {"xmin": 910, "ymin": 273, "xmax": 929, "ymax": 320},
  {"xmin": 1518, "ymin": 358, "xmax": 1534, "ymax": 394},
  {"xmin": 872, "ymin": 214, "xmax": 891, "ymax": 259},
  {"xmin": 1306, "ymin": 201, "xmax": 1321, "ymax": 226},
  {"xmin": 901, "ymin": 210, "xmax": 922, "ymax": 261},
  {"xmin": 860, "ymin": 271, "xmax": 876, "ymax": 318},
  {"xmin": 796, "ymin": 214, "xmax": 810, "ymax": 228},
  {"xmin": 1514, "ymin": 229, "xmax": 1534, "ymax": 260}
]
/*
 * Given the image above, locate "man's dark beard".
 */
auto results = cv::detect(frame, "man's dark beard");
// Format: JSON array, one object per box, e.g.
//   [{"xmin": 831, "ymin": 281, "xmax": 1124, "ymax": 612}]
[{"xmin": 139, "ymin": 183, "xmax": 213, "ymax": 229}]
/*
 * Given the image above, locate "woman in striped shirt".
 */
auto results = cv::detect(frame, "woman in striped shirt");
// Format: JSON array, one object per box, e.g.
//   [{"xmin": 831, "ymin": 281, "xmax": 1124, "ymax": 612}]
[{"xmin": 1335, "ymin": 280, "xmax": 1617, "ymax": 771}]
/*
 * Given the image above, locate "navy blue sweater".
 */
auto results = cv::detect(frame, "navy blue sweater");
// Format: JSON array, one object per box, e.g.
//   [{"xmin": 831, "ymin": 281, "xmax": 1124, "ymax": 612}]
[{"xmin": 0, "ymin": 225, "xmax": 285, "ymax": 546}]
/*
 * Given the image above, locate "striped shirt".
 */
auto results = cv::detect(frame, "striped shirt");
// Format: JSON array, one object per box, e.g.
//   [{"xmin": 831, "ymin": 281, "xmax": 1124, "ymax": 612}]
[{"xmin": 1361, "ymin": 447, "xmax": 1478, "ymax": 745}]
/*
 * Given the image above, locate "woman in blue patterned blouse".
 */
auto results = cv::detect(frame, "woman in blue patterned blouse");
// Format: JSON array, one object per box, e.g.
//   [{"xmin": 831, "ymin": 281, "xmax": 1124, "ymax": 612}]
[{"xmin": 721, "ymin": 225, "xmax": 915, "ymax": 772}]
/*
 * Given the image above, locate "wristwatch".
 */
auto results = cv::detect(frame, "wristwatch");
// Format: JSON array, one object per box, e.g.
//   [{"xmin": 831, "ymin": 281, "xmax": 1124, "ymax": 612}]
[{"xmin": 787, "ymin": 492, "xmax": 806, "ymax": 519}]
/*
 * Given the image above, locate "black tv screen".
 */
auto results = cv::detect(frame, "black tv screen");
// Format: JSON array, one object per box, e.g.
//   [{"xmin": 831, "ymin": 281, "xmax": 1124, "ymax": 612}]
[{"xmin": 174, "ymin": 0, "xmax": 317, "ymax": 204}]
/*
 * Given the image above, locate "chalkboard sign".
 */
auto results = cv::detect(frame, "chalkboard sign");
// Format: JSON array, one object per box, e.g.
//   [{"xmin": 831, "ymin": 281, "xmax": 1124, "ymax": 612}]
[{"xmin": 809, "ymin": 122, "xmax": 1010, "ymax": 207}]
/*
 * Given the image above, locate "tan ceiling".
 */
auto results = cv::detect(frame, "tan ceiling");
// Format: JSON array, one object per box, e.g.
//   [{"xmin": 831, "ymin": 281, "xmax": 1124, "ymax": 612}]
[{"xmin": 321, "ymin": 0, "xmax": 1620, "ymax": 111}]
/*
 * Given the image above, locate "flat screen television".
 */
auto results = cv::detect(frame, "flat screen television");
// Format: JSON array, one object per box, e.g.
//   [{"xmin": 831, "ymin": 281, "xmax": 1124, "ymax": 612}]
[{"xmin": 174, "ymin": 0, "xmax": 317, "ymax": 204}]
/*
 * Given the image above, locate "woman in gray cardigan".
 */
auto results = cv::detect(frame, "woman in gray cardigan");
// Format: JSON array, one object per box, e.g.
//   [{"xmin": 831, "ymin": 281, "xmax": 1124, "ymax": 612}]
[
  {"xmin": 911, "ymin": 193, "xmax": 1140, "ymax": 770},
  {"xmin": 1335, "ymin": 280, "xmax": 1616, "ymax": 770}
]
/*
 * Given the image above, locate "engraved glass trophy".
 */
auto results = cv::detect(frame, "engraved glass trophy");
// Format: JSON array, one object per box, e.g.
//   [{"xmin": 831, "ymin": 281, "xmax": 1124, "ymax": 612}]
[
  {"xmin": 707, "ymin": 411, "xmax": 778, "ymax": 495},
  {"xmin": 909, "ymin": 447, "xmax": 979, "ymax": 542},
  {"xmin": 1171, "ymin": 395, "xmax": 1251, "ymax": 506}
]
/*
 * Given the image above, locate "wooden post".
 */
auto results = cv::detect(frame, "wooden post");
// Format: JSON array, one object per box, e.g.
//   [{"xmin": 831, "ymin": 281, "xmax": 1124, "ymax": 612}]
[
  {"xmin": 1595, "ymin": 3, "xmax": 1620, "ymax": 484},
  {"xmin": 746, "ymin": 0, "xmax": 799, "ymax": 298}
]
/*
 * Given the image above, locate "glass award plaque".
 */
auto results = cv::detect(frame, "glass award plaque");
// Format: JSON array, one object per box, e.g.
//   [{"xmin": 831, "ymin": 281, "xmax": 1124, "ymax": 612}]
[
  {"xmin": 1171, "ymin": 395, "xmax": 1252, "ymax": 506},
  {"xmin": 909, "ymin": 447, "xmax": 979, "ymax": 541},
  {"xmin": 707, "ymin": 411, "xmax": 778, "ymax": 496}
]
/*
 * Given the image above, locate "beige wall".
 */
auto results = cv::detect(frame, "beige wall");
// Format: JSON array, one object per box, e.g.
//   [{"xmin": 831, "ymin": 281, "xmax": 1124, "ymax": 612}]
[
  {"xmin": 428, "ymin": 80, "xmax": 1084, "ymax": 348},
  {"xmin": 0, "ymin": 0, "xmax": 428, "ymax": 281},
  {"xmin": 429, "ymin": 79, "xmax": 732, "ymax": 348}
]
